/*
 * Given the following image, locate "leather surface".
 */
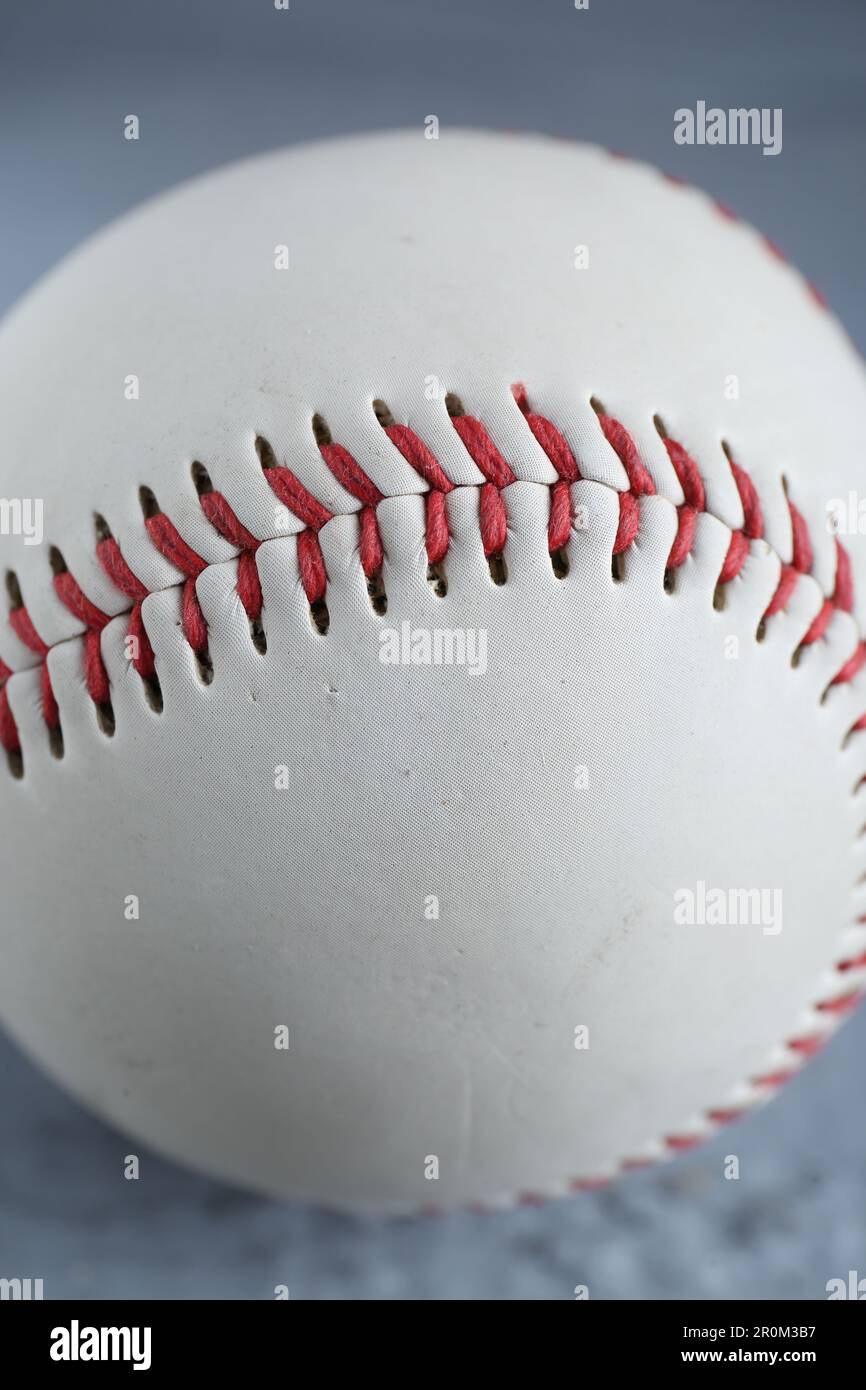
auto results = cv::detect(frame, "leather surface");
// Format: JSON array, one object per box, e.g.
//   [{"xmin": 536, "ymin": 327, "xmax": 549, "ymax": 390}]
[{"xmin": 0, "ymin": 132, "xmax": 864, "ymax": 1209}]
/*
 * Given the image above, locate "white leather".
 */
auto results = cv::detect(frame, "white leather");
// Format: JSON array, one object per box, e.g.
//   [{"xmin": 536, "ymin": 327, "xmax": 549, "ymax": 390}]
[{"xmin": 1, "ymin": 131, "xmax": 865, "ymax": 1211}]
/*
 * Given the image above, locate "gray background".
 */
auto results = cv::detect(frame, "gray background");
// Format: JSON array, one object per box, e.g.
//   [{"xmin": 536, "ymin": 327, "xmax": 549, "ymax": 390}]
[{"xmin": 1, "ymin": 0, "xmax": 864, "ymax": 1300}]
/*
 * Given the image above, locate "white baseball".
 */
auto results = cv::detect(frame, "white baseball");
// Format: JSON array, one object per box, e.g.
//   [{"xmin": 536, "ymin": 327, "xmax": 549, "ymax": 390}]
[{"xmin": 1, "ymin": 131, "xmax": 865, "ymax": 1213}]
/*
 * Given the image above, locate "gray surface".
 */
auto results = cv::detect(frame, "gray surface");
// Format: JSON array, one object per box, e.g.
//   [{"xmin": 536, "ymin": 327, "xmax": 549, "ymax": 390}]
[{"xmin": 1, "ymin": 0, "xmax": 865, "ymax": 1301}]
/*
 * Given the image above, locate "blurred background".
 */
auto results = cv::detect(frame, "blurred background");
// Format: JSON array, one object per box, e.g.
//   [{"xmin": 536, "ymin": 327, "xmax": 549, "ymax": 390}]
[{"xmin": 1, "ymin": 0, "xmax": 864, "ymax": 1300}]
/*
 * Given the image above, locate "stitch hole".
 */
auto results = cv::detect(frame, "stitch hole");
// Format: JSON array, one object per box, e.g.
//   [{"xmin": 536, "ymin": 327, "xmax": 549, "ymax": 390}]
[
  {"xmin": 366, "ymin": 574, "xmax": 387, "ymax": 615},
  {"xmin": 663, "ymin": 568, "xmax": 676, "ymax": 595},
  {"xmin": 427, "ymin": 562, "xmax": 448, "ymax": 598},
  {"xmin": 48, "ymin": 724, "xmax": 64, "ymax": 759},
  {"xmin": 93, "ymin": 512, "xmax": 112, "ymax": 544},
  {"xmin": 790, "ymin": 645, "xmax": 803, "ymax": 669},
  {"xmin": 255, "ymin": 435, "xmax": 279, "ymax": 473},
  {"xmin": 444, "ymin": 392, "xmax": 465, "ymax": 419},
  {"xmin": 488, "ymin": 551, "xmax": 507, "ymax": 586},
  {"xmin": 611, "ymin": 552, "xmax": 625, "ymax": 583},
  {"xmin": 143, "ymin": 674, "xmax": 164, "ymax": 713},
  {"xmin": 5, "ymin": 569, "xmax": 23, "ymax": 608},
  {"xmin": 96, "ymin": 699, "xmax": 116, "ymax": 736},
  {"xmin": 194, "ymin": 651, "xmax": 214, "ymax": 686},
  {"xmin": 249, "ymin": 618, "xmax": 267, "ymax": 655},
  {"xmin": 48, "ymin": 545, "xmax": 66, "ymax": 578},
  {"xmin": 311, "ymin": 412, "xmax": 332, "ymax": 447},
  {"xmin": 6, "ymin": 747, "xmax": 23, "ymax": 779},
  {"xmin": 712, "ymin": 584, "xmax": 727, "ymax": 611},
  {"xmin": 755, "ymin": 618, "xmax": 767, "ymax": 643},
  {"xmin": 372, "ymin": 399, "xmax": 394, "ymax": 428},
  {"xmin": 550, "ymin": 548, "xmax": 569, "ymax": 580},
  {"xmin": 309, "ymin": 600, "xmax": 330, "ymax": 636},
  {"xmin": 653, "ymin": 413, "xmax": 669, "ymax": 440},
  {"xmin": 190, "ymin": 460, "xmax": 212, "ymax": 496},
  {"xmin": 138, "ymin": 484, "xmax": 160, "ymax": 520}
]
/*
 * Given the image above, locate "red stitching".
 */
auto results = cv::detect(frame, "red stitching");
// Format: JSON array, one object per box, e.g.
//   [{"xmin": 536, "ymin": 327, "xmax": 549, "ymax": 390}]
[
  {"xmin": 2, "ymin": 394, "xmax": 865, "ymax": 765},
  {"xmin": 97, "ymin": 535, "xmax": 157, "ymax": 680}
]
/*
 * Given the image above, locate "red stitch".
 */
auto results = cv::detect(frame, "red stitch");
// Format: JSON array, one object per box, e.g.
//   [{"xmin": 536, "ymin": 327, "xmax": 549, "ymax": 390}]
[
  {"xmin": 97, "ymin": 536, "xmax": 149, "ymax": 602},
  {"xmin": 198, "ymin": 491, "xmax": 261, "ymax": 554},
  {"xmin": 40, "ymin": 665, "xmax": 60, "ymax": 730},
  {"xmin": 317, "ymin": 441, "xmax": 385, "ymax": 583},
  {"xmin": 296, "ymin": 529, "xmax": 328, "ymax": 604},
  {"xmin": 548, "ymin": 480, "xmax": 573, "ymax": 553},
  {"xmin": 181, "ymin": 579, "xmax": 208, "ymax": 655},
  {"xmin": 451, "ymin": 414, "xmax": 516, "ymax": 491},
  {"xmin": 261, "ymin": 461, "xmax": 333, "ymax": 604},
  {"xmin": 52, "ymin": 571, "xmax": 111, "ymax": 634},
  {"xmin": 786, "ymin": 1034, "xmax": 825, "ymax": 1057},
  {"xmin": 834, "ymin": 541, "xmax": 854, "ymax": 612},
  {"xmin": 384, "ymin": 423, "xmax": 455, "ymax": 494},
  {"xmin": 145, "ymin": 513, "xmax": 208, "ymax": 580},
  {"xmin": 816, "ymin": 989, "xmax": 863, "ymax": 1015},
  {"xmin": 706, "ymin": 1106, "xmax": 748, "ymax": 1125},
  {"xmin": 358, "ymin": 505, "xmax": 384, "ymax": 579},
  {"xmin": 729, "ymin": 459, "xmax": 763, "ymax": 540},
  {"xmin": 479, "ymin": 482, "xmax": 508, "ymax": 557},
  {"xmin": 764, "ymin": 565, "xmax": 799, "ymax": 618},
  {"xmin": 126, "ymin": 604, "xmax": 157, "ymax": 680},
  {"xmin": 718, "ymin": 529, "xmax": 749, "ymax": 585},
  {"xmin": 318, "ymin": 442, "xmax": 383, "ymax": 510},
  {"xmin": 12, "ymin": 592, "xmax": 93, "ymax": 717},
  {"xmin": 48, "ymin": 572, "xmax": 111, "ymax": 709},
  {"xmin": 598, "ymin": 415, "xmax": 655, "ymax": 497},
  {"xmin": 512, "ymin": 383, "xmax": 581, "ymax": 554},
  {"xmin": 808, "ymin": 282, "xmax": 828, "ymax": 310},
  {"xmin": 236, "ymin": 551, "xmax": 263, "ymax": 622},
  {"xmin": 264, "ymin": 463, "xmax": 333, "ymax": 531},
  {"xmin": 96, "ymin": 536, "xmax": 157, "ymax": 680},
  {"xmin": 597, "ymin": 414, "xmax": 655, "ymax": 558},
  {"xmin": 665, "ymin": 1133, "xmax": 703, "ymax": 1152},
  {"xmin": 613, "ymin": 491, "xmax": 640, "ymax": 555},
  {"xmin": 383, "ymin": 421, "xmax": 455, "ymax": 568},
  {"xmin": 0, "ymin": 684, "xmax": 18, "ymax": 754},
  {"xmin": 752, "ymin": 1068, "xmax": 797, "ymax": 1088},
  {"xmin": 448, "ymin": 410, "xmax": 515, "ymax": 560},
  {"xmin": 4, "ymin": 612, "xmax": 60, "ymax": 733},
  {"xmin": 82, "ymin": 630, "xmax": 110, "ymax": 704},
  {"xmin": 512, "ymin": 388, "xmax": 581, "ymax": 485},
  {"xmin": 801, "ymin": 599, "xmax": 835, "ymax": 647},
  {"xmin": 145, "ymin": 512, "xmax": 209, "ymax": 654},
  {"xmin": 9, "ymin": 604, "xmax": 50, "ymax": 656},
  {"xmin": 198, "ymin": 491, "xmax": 263, "ymax": 622},
  {"xmin": 425, "ymin": 488, "xmax": 450, "ymax": 567},
  {"xmin": 663, "ymin": 437, "xmax": 705, "ymax": 570}
]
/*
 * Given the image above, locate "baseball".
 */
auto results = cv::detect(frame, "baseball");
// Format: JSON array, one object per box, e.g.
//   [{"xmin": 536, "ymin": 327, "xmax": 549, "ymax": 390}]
[{"xmin": 1, "ymin": 130, "xmax": 864, "ymax": 1213}]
